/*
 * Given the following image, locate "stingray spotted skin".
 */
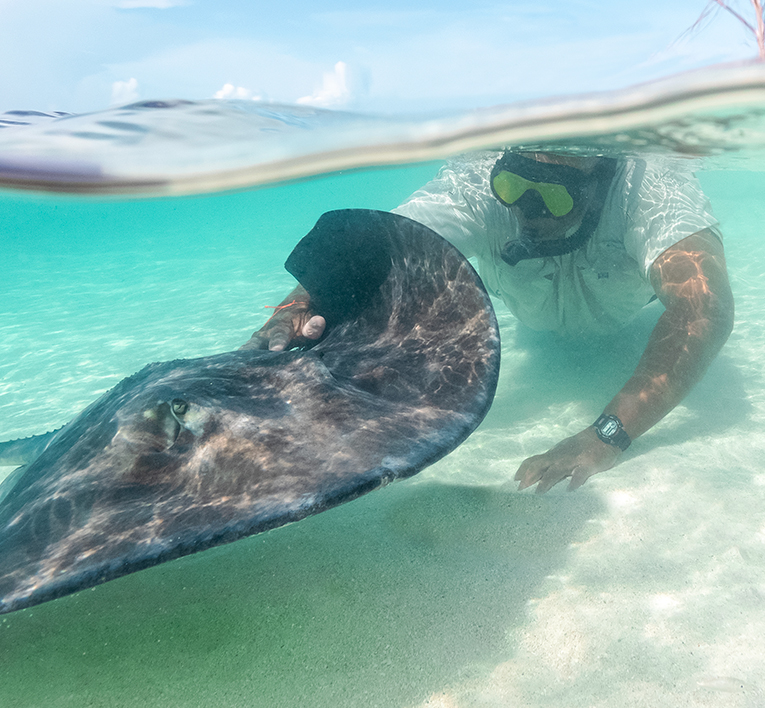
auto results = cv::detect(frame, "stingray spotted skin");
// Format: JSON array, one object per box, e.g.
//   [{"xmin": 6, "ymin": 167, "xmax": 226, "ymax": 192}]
[{"xmin": 0, "ymin": 209, "xmax": 500, "ymax": 615}]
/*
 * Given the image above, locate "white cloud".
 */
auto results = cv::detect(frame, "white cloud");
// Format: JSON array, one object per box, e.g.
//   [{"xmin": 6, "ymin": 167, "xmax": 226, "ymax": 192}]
[
  {"xmin": 111, "ymin": 77, "xmax": 139, "ymax": 105},
  {"xmin": 213, "ymin": 83, "xmax": 261, "ymax": 100},
  {"xmin": 89, "ymin": 38, "xmax": 319, "ymax": 110},
  {"xmin": 297, "ymin": 61, "xmax": 350, "ymax": 107}
]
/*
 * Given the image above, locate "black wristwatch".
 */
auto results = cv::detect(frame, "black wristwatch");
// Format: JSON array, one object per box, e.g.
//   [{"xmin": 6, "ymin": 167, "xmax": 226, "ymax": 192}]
[{"xmin": 593, "ymin": 414, "xmax": 631, "ymax": 451}]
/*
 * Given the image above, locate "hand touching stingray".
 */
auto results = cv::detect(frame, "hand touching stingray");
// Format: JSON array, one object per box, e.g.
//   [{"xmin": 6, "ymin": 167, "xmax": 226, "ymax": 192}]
[{"xmin": 241, "ymin": 285, "xmax": 325, "ymax": 352}]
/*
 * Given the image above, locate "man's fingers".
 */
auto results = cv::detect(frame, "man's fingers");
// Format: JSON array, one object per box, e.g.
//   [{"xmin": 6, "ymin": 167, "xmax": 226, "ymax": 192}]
[
  {"xmin": 534, "ymin": 466, "xmax": 569, "ymax": 494},
  {"xmin": 567, "ymin": 454, "xmax": 616, "ymax": 491},
  {"xmin": 567, "ymin": 466, "xmax": 592, "ymax": 491},
  {"xmin": 515, "ymin": 428, "xmax": 621, "ymax": 494},
  {"xmin": 267, "ymin": 322, "xmax": 292, "ymax": 351},
  {"xmin": 269, "ymin": 313, "xmax": 324, "ymax": 350},
  {"xmin": 302, "ymin": 315, "xmax": 326, "ymax": 340},
  {"xmin": 515, "ymin": 456, "xmax": 546, "ymax": 490}
]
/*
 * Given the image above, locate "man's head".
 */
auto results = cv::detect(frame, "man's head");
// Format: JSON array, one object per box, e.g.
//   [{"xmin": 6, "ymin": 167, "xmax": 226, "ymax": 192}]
[{"xmin": 490, "ymin": 151, "xmax": 616, "ymax": 266}]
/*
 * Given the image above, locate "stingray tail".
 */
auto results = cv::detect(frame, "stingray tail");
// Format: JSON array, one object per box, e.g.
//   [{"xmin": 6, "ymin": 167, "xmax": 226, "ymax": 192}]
[{"xmin": 0, "ymin": 429, "xmax": 61, "ymax": 467}]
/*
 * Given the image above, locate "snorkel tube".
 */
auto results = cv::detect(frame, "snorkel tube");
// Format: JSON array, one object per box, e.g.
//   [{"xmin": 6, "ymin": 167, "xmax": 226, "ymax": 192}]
[{"xmin": 491, "ymin": 153, "xmax": 617, "ymax": 267}]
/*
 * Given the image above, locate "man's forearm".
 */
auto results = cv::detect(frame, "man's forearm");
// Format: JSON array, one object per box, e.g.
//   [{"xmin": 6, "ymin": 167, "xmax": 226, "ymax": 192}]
[{"xmin": 604, "ymin": 300, "xmax": 733, "ymax": 440}]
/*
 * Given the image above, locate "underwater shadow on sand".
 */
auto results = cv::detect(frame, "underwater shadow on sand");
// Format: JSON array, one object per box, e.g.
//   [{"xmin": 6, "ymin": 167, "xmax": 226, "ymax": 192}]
[{"xmin": 0, "ymin": 474, "xmax": 603, "ymax": 707}]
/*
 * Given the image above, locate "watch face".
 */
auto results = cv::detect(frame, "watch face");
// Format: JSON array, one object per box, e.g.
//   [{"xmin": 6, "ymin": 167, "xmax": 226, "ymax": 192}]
[{"xmin": 601, "ymin": 419, "xmax": 619, "ymax": 437}]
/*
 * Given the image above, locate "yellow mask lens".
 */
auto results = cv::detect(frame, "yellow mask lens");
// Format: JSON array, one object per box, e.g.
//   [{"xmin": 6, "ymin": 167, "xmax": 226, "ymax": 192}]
[{"xmin": 492, "ymin": 171, "xmax": 575, "ymax": 217}]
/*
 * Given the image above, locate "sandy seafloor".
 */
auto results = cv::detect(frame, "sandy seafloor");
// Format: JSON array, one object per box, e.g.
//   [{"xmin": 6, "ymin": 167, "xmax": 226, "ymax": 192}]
[{"xmin": 1, "ymin": 160, "xmax": 764, "ymax": 708}]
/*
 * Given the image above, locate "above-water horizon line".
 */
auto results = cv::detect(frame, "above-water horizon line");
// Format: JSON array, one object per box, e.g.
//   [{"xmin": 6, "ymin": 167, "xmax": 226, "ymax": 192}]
[{"xmin": 2, "ymin": 60, "xmax": 765, "ymax": 198}]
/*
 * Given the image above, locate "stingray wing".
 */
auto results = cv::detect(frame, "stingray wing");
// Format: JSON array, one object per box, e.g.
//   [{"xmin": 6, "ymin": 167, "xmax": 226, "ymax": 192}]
[{"xmin": 0, "ymin": 209, "xmax": 500, "ymax": 614}]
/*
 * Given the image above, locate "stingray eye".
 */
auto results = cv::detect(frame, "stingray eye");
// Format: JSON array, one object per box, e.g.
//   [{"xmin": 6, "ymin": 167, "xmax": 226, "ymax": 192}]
[{"xmin": 171, "ymin": 399, "xmax": 189, "ymax": 416}]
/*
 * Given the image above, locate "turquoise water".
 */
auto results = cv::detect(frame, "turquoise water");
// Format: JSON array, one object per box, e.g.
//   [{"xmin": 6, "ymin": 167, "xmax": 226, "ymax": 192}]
[
  {"xmin": 0, "ymin": 164, "xmax": 440, "ymax": 439},
  {"xmin": 3, "ymin": 115, "xmax": 765, "ymax": 704}
]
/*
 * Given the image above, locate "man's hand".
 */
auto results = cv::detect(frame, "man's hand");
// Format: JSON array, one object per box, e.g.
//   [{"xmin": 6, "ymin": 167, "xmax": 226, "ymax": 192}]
[
  {"xmin": 514, "ymin": 427, "xmax": 621, "ymax": 493},
  {"xmin": 240, "ymin": 285, "xmax": 326, "ymax": 352}
]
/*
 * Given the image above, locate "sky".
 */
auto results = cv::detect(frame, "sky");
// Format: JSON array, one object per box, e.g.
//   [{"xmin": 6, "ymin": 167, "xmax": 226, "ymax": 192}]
[{"xmin": 0, "ymin": 0, "xmax": 762, "ymax": 116}]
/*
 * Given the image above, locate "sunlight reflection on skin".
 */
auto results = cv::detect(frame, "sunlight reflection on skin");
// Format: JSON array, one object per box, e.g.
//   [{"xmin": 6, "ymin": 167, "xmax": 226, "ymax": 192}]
[
  {"xmin": 635, "ymin": 229, "xmax": 735, "ymax": 413},
  {"xmin": 615, "ymin": 230, "xmax": 733, "ymax": 417}
]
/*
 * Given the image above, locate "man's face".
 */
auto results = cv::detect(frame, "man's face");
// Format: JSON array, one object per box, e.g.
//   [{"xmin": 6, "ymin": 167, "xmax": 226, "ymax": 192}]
[
  {"xmin": 509, "ymin": 156, "xmax": 596, "ymax": 243},
  {"xmin": 511, "ymin": 196, "xmax": 585, "ymax": 242}
]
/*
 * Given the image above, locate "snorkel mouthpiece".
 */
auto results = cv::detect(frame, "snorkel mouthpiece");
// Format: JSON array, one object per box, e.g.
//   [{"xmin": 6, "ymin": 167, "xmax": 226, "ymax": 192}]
[{"xmin": 500, "ymin": 238, "xmax": 535, "ymax": 267}]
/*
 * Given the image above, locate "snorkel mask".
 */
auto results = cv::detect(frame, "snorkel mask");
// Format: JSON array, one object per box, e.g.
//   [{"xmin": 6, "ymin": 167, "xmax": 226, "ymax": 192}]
[{"xmin": 490, "ymin": 152, "xmax": 617, "ymax": 266}]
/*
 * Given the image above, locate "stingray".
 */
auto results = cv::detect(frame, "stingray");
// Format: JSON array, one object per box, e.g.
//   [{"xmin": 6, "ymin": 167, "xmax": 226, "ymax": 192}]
[{"xmin": 0, "ymin": 209, "xmax": 500, "ymax": 615}]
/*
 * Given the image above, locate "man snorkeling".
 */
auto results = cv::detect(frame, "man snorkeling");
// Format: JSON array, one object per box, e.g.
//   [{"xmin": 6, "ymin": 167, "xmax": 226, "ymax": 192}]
[{"xmin": 245, "ymin": 151, "xmax": 734, "ymax": 493}]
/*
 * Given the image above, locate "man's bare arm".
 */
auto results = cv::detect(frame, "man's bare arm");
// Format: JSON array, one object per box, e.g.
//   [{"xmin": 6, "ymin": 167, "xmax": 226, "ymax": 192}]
[
  {"xmin": 515, "ymin": 228, "xmax": 735, "ymax": 493},
  {"xmin": 604, "ymin": 229, "xmax": 734, "ymax": 440}
]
